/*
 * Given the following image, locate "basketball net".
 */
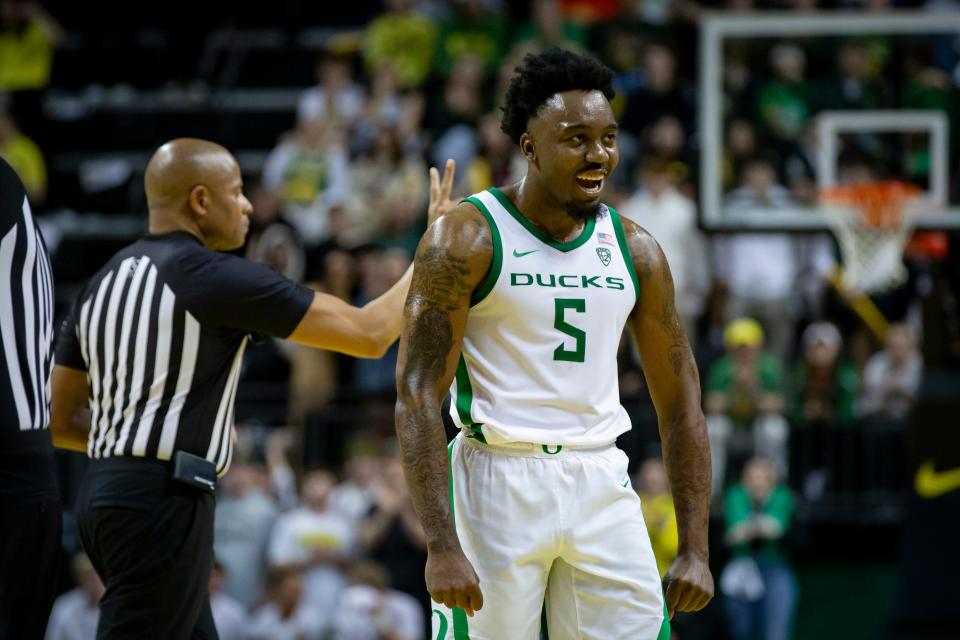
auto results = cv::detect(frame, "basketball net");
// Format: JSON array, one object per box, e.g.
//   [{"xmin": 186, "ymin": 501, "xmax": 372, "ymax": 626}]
[{"xmin": 819, "ymin": 181, "xmax": 923, "ymax": 295}]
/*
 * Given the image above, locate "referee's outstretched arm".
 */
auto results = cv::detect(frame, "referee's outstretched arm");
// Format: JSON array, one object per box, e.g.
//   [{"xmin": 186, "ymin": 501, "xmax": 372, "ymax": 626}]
[
  {"xmin": 50, "ymin": 140, "xmax": 456, "ymax": 453},
  {"xmin": 287, "ymin": 158, "xmax": 456, "ymax": 357}
]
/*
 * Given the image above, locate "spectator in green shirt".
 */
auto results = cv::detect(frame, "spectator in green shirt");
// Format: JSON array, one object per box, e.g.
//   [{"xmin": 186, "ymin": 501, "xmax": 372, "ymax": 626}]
[
  {"xmin": 507, "ymin": 0, "xmax": 587, "ymax": 58},
  {"xmin": 721, "ymin": 457, "xmax": 798, "ymax": 640},
  {"xmin": 757, "ymin": 43, "xmax": 812, "ymax": 148},
  {"xmin": 433, "ymin": 0, "xmax": 507, "ymax": 77},
  {"xmin": 706, "ymin": 318, "xmax": 789, "ymax": 494},
  {"xmin": 790, "ymin": 322, "xmax": 859, "ymax": 426}
]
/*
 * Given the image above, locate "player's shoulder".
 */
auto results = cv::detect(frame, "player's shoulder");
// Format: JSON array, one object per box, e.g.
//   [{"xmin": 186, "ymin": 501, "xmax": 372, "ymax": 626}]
[
  {"xmin": 422, "ymin": 198, "xmax": 494, "ymax": 253},
  {"xmin": 608, "ymin": 207, "xmax": 664, "ymax": 269},
  {"xmin": 449, "ymin": 195, "xmax": 493, "ymax": 230},
  {"xmin": 607, "ymin": 204, "xmax": 652, "ymax": 240}
]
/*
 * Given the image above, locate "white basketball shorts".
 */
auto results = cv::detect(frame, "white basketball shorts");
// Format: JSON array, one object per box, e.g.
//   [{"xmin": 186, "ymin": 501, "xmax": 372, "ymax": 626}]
[{"xmin": 431, "ymin": 433, "xmax": 669, "ymax": 640}]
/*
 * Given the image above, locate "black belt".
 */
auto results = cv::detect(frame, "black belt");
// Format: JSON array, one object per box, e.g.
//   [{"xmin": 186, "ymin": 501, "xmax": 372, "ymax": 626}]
[{"xmin": 81, "ymin": 453, "xmax": 216, "ymax": 512}]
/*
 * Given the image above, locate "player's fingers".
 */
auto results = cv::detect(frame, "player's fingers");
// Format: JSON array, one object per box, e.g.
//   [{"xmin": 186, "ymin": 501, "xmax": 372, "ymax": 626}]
[
  {"xmin": 442, "ymin": 591, "xmax": 457, "ymax": 610},
  {"xmin": 674, "ymin": 586, "xmax": 697, "ymax": 613},
  {"xmin": 693, "ymin": 587, "xmax": 715, "ymax": 610},
  {"xmin": 467, "ymin": 583, "xmax": 484, "ymax": 612},
  {"xmin": 681, "ymin": 581, "xmax": 713, "ymax": 612},
  {"xmin": 454, "ymin": 590, "xmax": 474, "ymax": 616},
  {"xmin": 664, "ymin": 579, "xmax": 682, "ymax": 619},
  {"xmin": 441, "ymin": 159, "xmax": 455, "ymax": 199}
]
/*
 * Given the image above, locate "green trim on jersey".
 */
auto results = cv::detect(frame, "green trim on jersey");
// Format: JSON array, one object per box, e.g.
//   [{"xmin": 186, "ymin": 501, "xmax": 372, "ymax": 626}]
[
  {"xmin": 463, "ymin": 196, "xmax": 502, "ymax": 307},
  {"xmin": 446, "ymin": 439, "xmax": 471, "ymax": 640},
  {"xmin": 489, "ymin": 187, "xmax": 596, "ymax": 252},
  {"xmin": 609, "ymin": 207, "xmax": 639, "ymax": 302},
  {"xmin": 454, "ymin": 356, "xmax": 487, "ymax": 442}
]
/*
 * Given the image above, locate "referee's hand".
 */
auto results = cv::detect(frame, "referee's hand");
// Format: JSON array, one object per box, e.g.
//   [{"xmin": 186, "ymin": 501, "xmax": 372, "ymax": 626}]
[{"xmin": 425, "ymin": 547, "xmax": 484, "ymax": 616}]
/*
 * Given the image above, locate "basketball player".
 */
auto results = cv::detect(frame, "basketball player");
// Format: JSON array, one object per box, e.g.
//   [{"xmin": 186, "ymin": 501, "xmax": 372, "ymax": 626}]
[{"xmin": 395, "ymin": 48, "xmax": 714, "ymax": 639}]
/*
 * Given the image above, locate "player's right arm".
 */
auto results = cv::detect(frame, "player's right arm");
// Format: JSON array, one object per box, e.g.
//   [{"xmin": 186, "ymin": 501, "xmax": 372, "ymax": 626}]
[{"xmin": 394, "ymin": 201, "xmax": 492, "ymax": 616}]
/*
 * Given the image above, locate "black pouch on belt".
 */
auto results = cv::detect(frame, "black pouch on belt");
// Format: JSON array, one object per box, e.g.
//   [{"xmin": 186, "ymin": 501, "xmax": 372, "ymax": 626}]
[{"xmin": 171, "ymin": 451, "xmax": 217, "ymax": 493}]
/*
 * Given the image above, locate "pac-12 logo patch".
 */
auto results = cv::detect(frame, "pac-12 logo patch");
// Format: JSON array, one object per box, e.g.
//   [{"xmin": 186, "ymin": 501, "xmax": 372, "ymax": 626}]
[{"xmin": 596, "ymin": 247, "xmax": 612, "ymax": 266}]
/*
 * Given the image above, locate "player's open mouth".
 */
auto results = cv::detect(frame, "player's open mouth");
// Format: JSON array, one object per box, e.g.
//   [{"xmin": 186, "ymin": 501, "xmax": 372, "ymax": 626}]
[{"xmin": 575, "ymin": 173, "xmax": 604, "ymax": 196}]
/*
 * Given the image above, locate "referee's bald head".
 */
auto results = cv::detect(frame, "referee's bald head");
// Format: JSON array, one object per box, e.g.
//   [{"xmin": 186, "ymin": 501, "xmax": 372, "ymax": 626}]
[{"xmin": 145, "ymin": 138, "xmax": 252, "ymax": 251}]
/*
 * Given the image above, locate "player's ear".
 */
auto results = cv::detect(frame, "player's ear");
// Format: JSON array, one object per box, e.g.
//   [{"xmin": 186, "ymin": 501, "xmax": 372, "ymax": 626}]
[
  {"xmin": 188, "ymin": 185, "xmax": 209, "ymax": 218},
  {"xmin": 519, "ymin": 133, "xmax": 536, "ymax": 162}
]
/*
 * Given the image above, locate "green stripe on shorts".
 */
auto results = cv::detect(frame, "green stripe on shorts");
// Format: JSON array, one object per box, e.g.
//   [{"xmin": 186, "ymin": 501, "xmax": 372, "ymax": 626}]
[
  {"xmin": 447, "ymin": 438, "xmax": 471, "ymax": 639},
  {"xmin": 657, "ymin": 603, "xmax": 671, "ymax": 640}
]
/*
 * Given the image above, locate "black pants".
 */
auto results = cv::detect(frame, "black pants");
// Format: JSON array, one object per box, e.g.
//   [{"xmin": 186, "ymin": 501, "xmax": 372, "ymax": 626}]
[
  {"xmin": 75, "ymin": 458, "xmax": 219, "ymax": 640},
  {"xmin": 0, "ymin": 496, "xmax": 62, "ymax": 640}
]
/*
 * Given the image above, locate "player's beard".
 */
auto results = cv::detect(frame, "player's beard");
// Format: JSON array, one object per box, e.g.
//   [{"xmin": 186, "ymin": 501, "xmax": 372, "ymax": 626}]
[{"xmin": 563, "ymin": 199, "xmax": 604, "ymax": 223}]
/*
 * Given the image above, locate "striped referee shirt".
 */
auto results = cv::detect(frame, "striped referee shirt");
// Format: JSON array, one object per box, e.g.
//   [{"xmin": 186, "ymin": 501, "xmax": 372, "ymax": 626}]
[
  {"xmin": 54, "ymin": 231, "xmax": 313, "ymax": 476},
  {"xmin": 0, "ymin": 158, "xmax": 57, "ymax": 499}
]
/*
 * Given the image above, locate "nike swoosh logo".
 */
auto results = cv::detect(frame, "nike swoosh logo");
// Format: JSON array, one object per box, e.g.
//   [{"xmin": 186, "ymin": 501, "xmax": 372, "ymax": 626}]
[
  {"xmin": 513, "ymin": 249, "xmax": 539, "ymax": 258},
  {"xmin": 915, "ymin": 461, "xmax": 960, "ymax": 499}
]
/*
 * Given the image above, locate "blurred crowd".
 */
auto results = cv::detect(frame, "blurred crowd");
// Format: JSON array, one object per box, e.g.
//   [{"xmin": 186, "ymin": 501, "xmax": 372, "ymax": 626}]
[{"xmin": 4, "ymin": 0, "xmax": 959, "ymax": 638}]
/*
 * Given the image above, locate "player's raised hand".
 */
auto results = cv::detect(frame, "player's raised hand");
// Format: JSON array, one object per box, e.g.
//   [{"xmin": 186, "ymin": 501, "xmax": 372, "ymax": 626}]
[
  {"xmin": 425, "ymin": 547, "xmax": 484, "ymax": 617},
  {"xmin": 427, "ymin": 159, "xmax": 457, "ymax": 227},
  {"xmin": 663, "ymin": 552, "xmax": 714, "ymax": 619}
]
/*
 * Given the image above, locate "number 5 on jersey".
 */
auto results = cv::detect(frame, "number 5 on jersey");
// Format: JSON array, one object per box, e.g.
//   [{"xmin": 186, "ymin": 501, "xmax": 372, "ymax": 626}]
[{"xmin": 554, "ymin": 298, "xmax": 586, "ymax": 363}]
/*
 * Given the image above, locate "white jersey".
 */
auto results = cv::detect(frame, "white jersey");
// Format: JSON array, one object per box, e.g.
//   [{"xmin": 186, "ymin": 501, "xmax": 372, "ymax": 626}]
[{"xmin": 449, "ymin": 188, "xmax": 639, "ymax": 447}]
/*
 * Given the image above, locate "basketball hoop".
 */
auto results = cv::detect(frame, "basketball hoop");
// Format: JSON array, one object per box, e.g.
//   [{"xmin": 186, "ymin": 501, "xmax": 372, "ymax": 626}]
[{"xmin": 819, "ymin": 181, "xmax": 924, "ymax": 295}]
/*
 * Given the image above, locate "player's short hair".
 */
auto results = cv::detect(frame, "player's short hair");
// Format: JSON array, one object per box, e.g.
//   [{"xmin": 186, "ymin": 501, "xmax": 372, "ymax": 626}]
[{"xmin": 500, "ymin": 47, "xmax": 615, "ymax": 144}]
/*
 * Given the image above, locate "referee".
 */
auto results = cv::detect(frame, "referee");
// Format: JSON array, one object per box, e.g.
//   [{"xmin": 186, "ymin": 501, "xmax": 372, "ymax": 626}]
[
  {"xmin": 50, "ymin": 138, "xmax": 455, "ymax": 638},
  {"xmin": 0, "ymin": 158, "xmax": 60, "ymax": 640}
]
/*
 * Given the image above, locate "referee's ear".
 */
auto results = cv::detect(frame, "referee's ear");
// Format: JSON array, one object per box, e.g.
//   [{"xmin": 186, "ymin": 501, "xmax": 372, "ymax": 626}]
[{"xmin": 189, "ymin": 185, "xmax": 209, "ymax": 218}]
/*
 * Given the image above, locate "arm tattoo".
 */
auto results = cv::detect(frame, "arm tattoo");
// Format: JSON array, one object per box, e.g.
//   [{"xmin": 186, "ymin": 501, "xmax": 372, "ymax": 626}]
[
  {"xmin": 661, "ymin": 408, "xmax": 712, "ymax": 557},
  {"xmin": 409, "ymin": 247, "xmax": 472, "ymax": 311},
  {"xmin": 396, "ymin": 244, "xmax": 476, "ymax": 553},
  {"xmin": 630, "ymin": 226, "xmax": 691, "ymax": 378},
  {"xmin": 628, "ymin": 224, "xmax": 711, "ymax": 558},
  {"xmin": 403, "ymin": 306, "xmax": 452, "ymax": 383},
  {"xmin": 647, "ymin": 240, "xmax": 691, "ymax": 379},
  {"xmin": 661, "ymin": 296, "xmax": 691, "ymax": 377}
]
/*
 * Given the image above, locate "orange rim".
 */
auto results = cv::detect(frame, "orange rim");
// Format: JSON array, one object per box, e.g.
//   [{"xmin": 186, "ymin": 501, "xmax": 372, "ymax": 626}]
[{"xmin": 820, "ymin": 181, "xmax": 922, "ymax": 229}]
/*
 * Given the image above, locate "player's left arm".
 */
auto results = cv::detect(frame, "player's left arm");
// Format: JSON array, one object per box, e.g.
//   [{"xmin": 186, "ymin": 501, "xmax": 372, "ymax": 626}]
[{"xmin": 621, "ymin": 216, "xmax": 714, "ymax": 618}]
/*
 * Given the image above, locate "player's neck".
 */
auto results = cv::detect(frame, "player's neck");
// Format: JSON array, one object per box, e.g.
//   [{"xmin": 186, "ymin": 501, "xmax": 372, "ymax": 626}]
[{"xmin": 508, "ymin": 179, "xmax": 586, "ymax": 244}]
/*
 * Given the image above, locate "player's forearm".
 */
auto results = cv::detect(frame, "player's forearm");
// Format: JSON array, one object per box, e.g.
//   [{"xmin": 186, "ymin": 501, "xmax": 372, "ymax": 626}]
[
  {"xmin": 661, "ymin": 403, "xmax": 711, "ymax": 558},
  {"xmin": 394, "ymin": 395, "xmax": 460, "ymax": 553},
  {"xmin": 401, "ymin": 505, "xmax": 429, "ymax": 549}
]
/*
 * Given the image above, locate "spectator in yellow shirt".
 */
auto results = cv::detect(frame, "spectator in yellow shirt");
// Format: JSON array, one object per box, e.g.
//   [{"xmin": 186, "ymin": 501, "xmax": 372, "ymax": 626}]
[
  {"xmin": 0, "ymin": 0, "xmax": 63, "ymax": 91},
  {"xmin": 364, "ymin": 0, "xmax": 436, "ymax": 90},
  {"xmin": 0, "ymin": 110, "xmax": 45, "ymax": 205},
  {"xmin": 636, "ymin": 457, "xmax": 679, "ymax": 578}
]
